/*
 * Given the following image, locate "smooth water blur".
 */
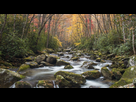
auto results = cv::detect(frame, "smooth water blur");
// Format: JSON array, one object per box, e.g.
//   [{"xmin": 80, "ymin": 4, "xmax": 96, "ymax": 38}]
[{"xmin": 10, "ymin": 52, "xmax": 113, "ymax": 88}]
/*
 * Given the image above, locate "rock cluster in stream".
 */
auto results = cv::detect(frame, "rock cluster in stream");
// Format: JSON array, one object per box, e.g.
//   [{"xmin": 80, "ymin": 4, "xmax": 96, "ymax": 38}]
[{"xmin": 1, "ymin": 47, "xmax": 136, "ymax": 88}]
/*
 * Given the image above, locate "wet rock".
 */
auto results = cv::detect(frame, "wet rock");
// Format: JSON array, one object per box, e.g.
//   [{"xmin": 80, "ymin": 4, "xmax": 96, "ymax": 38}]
[
  {"xmin": 25, "ymin": 61, "xmax": 38, "ymax": 68},
  {"xmin": 101, "ymin": 60, "xmax": 106, "ymax": 63},
  {"xmin": 55, "ymin": 75, "xmax": 72, "ymax": 88},
  {"xmin": 104, "ymin": 64, "xmax": 110, "ymax": 67},
  {"xmin": 56, "ymin": 59, "xmax": 70, "ymax": 66},
  {"xmin": 58, "ymin": 52, "xmax": 64, "ymax": 56},
  {"xmin": 110, "ymin": 66, "xmax": 136, "ymax": 88},
  {"xmin": 96, "ymin": 58, "xmax": 101, "ymax": 62},
  {"xmin": 37, "ymin": 80, "xmax": 54, "ymax": 88},
  {"xmin": 45, "ymin": 48, "xmax": 54, "ymax": 53},
  {"xmin": 38, "ymin": 64, "xmax": 44, "ymax": 67},
  {"xmin": 64, "ymin": 49, "xmax": 71, "ymax": 52},
  {"xmin": 101, "ymin": 67, "xmax": 113, "ymax": 80},
  {"xmin": 85, "ymin": 64, "xmax": 94, "ymax": 69},
  {"xmin": 81, "ymin": 70, "xmax": 101, "ymax": 80},
  {"xmin": 46, "ymin": 56, "xmax": 57, "ymax": 64},
  {"xmin": 0, "ymin": 68, "xmax": 24, "ymax": 88},
  {"xmin": 71, "ymin": 57, "xmax": 79, "ymax": 61},
  {"xmin": 89, "ymin": 62, "xmax": 98, "ymax": 66},
  {"xmin": 35, "ymin": 54, "xmax": 47, "ymax": 64},
  {"xmin": 64, "ymin": 65, "xmax": 73, "ymax": 69},
  {"xmin": 18, "ymin": 64, "xmax": 30, "ymax": 72},
  {"xmin": 24, "ymin": 56, "xmax": 34, "ymax": 62},
  {"xmin": 111, "ymin": 68, "xmax": 122, "ymax": 80},
  {"xmin": 40, "ymin": 61, "xmax": 54, "ymax": 66},
  {"xmin": 15, "ymin": 81, "xmax": 32, "ymax": 88},
  {"xmin": 54, "ymin": 71, "xmax": 86, "ymax": 86}
]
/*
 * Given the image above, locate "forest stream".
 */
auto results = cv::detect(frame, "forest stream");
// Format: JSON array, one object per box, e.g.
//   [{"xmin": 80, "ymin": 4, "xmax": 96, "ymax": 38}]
[{"xmin": 9, "ymin": 49, "xmax": 114, "ymax": 88}]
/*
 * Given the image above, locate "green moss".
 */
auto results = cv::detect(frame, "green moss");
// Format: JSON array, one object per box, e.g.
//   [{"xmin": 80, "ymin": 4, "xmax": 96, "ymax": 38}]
[
  {"xmin": 101, "ymin": 67, "xmax": 113, "ymax": 80},
  {"xmin": 18, "ymin": 64, "xmax": 30, "ymax": 72},
  {"xmin": 64, "ymin": 65, "xmax": 73, "ymax": 69},
  {"xmin": 56, "ymin": 75, "xmax": 71, "ymax": 88},
  {"xmin": 0, "ymin": 60, "xmax": 12, "ymax": 67},
  {"xmin": 38, "ymin": 80, "xmax": 54, "ymax": 88},
  {"xmin": 54, "ymin": 71, "xmax": 86, "ymax": 85},
  {"xmin": 110, "ymin": 66, "xmax": 136, "ymax": 88},
  {"xmin": 81, "ymin": 70, "xmax": 101, "ymax": 79}
]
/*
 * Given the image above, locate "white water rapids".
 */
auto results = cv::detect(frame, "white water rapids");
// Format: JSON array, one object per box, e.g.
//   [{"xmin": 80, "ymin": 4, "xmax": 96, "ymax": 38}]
[{"xmin": 10, "ymin": 52, "xmax": 113, "ymax": 88}]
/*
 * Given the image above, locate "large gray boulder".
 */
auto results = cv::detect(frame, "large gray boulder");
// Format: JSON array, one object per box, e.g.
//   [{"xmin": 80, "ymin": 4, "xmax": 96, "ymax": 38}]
[
  {"xmin": 46, "ymin": 56, "xmax": 57, "ymax": 64},
  {"xmin": 56, "ymin": 59, "xmax": 70, "ymax": 66},
  {"xmin": 35, "ymin": 54, "xmax": 47, "ymax": 64},
  {"xmin": 0, "ymin": 68, "xmax": 24, "ymax": 88},
  {"xmin": 25, "ymin": 61, "xmax": 38, "ymax": 68}
]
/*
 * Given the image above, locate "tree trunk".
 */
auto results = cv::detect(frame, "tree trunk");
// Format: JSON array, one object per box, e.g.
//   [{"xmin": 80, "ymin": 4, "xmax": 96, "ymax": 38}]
[
  {"xmin": 21, "ymin": 14, "xmax": 29, "ymax": 39},
  {"xmin": 46, "ymin": 16, "xmax": 52, "ymax": 48}
]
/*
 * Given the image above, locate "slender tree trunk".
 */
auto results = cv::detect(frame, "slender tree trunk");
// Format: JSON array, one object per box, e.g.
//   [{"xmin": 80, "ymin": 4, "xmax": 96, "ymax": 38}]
[
  {"xmin": 21, "ymin": 14, "xmax": 29, "ymax": 39},
  {"xmin": 122, "ymin": 15, "xmax": 126, "ymax": 43},
  {"xmin": 25, "ymin": 14, "xmax": 35, "ymax": 38},
  {"xmin": 46, "ymin": 16, "xmax": 52, "ymax": 48}
]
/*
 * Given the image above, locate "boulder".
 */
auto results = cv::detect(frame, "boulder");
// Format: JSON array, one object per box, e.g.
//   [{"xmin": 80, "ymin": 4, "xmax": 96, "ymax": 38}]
[
  {"xmin": 55, "ymin": 75, "xmax": 72, "ymax": 88},
  {"xmin": 89, "ymin": 62, "xmax": 98, "ymax": 66},
  {"xmin": 110, "ymin": 66, "xmax": 136, "ymax": 88},
  {"xmin": 40, "ymin": 61, "xmax": 54, "ymax": 66},
  {"xmin": 0, "ymin": 68, "xmax": 24, "ymax": 88},
  {"xmin": 46, "ymin": 56, "xmax": 57, "ymax": 64},
  {"xmin": 96, "ymin": 58, "xmax": 101, "ymax": 62},
  {"xmin": 111, "ymin": 68, "xmax": 123, "ymax": 80},
  {"xmin": 58, "ymin": 52, "xmax": 64, "ymax": 56},
  {"xmin": 54, "ymin": 71, "xmax": 86, "ymax": 86},
  {"xmin": 71, "ymin": 57, "xmax": 79, "ymax": 61},
  {"xmin": 38, "ymin": 64, "xmax": 44, "ymax": 67},
  {"xmin": 15, "ymin": 81, "xmax": 32, "ymax": 88},
  {"xmin": 64, "ymin": 65, "xmax": 73, "ymax": 69},
  {"xmin": 107, "ymin": 53, "xmax": 115, "ymax": 59},
  {"xmin": 81, "ymin": 70, "xmax": 101, "ymax": 79},
  {"xmin": 101, "ymin": 67, "xmax": 113, "ymax": 80},
  {"xmin": 101, "ymin": 60, "xmax": 106, "ymax": 63},
  {"xmin": 64, "ymin": 49, "xmax": 71, "ymax": 52},
  {"xmin": 25, "ymin": 61, "xmax": 38, "ymax": 68},
  {"xmin": 45, "ymin": 48, "xmax": 55, "ymax": 53},
  {"xmin": 18, "ymin": 64, "xmax": 30, "ymax": 72},
  {"xmin": 37, "ymin": 80, "xmax": 54, "ymax": 88},
  {"xmin": 104, "ymin": 64, "xmax": 110, "ymax": 67},
  {"xmin": 24, "ymin": 56, "xmax": 34, "ymax": 62},
  {"xmin": 56, "ymin": 59, "xmax": 70, "ymax": 66},
  {"xmin": 85, "ymin": 64, "xmax": 94, "ymax": 69},
  {"xmin": 35, "ymin": 54, "xmax": 47, "ymax": 64}
]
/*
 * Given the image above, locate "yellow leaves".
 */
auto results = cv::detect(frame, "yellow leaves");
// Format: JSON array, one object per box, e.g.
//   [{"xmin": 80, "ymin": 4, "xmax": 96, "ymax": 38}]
[
  {"xmin": 74, "ymin": 42, "xmax": 81, "ymax": 46},
  {"xmin": 54, "ymin": 36, "xmax": 62, "ymax": 47}
]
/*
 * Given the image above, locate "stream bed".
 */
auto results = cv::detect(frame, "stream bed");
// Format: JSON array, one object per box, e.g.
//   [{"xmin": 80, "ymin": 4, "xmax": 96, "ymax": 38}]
[{"xmin": 10, "ymin": 52, "xmax": 114, "ymax": 88}]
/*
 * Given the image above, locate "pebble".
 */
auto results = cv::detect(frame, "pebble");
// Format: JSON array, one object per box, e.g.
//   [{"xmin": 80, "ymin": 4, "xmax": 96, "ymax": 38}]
[{"xmin": 118, "ymin": 83, "xmax": 134, "ymax": 88}]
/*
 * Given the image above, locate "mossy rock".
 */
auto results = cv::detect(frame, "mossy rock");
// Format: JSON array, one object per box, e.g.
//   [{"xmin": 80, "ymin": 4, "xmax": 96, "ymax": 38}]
[
  {"xmin": 0, "ymin": 68, "xmax": 25, "ymax": 88},
  {"xmin": 40, "ymin": 61, "xmax": 54, "ymax": 66},
  {"xmin": 71, "ymin": 57, "xmax": 79, "ymax": 61},
  {"xmin": 101, "ymin": 67, "xmax": 113, "ymax": 80},
  {"xmin": 111, "ymin": 68, "xmax": 122, "ymax": 80},
  {"xmin": 96, "ymin": 58, "xmax": 101, "ymax": 62},
  {"xmin": 38, "ymin": 80, "xmax": 54, "ymax": 88},
  {"xmin": 56, "ymin": 75, "xmax": 72, "ymax": 88},
  {"xmin": 101, "ymin": 60, "xmax": 106, "ymax": 63},
  {"xmin": 54, "ymin": 71, "xmax": 86, "ymax": 85},
  {"xmin": 104, "ymin": 64, "xmax": 110, "ymax": 67},
  {"xmin": 24, "ymin": 56, "xmax": 34, "ymax": 62},
  {"xmin": 35, "ymin": 54, "xmax": 47, "ymax": 64},
  {"xmin": 56, "ymin": 59, "xmax": 70, "ymax": 66},
  {"xmin": 64, "ymin": 65, "xmax": 73, "ymax": 69},
  {"xmin": 26, "ymin": 50, "xmax": 35, "ymax": 56},
  {"xmin": 15, "ymin": 81, "xmax": 32, "ymax": 88},
  {"xmin": 110, "ymin": 66, "xmax": 136, "ymax": 88},
  {"xmin": 18, "ymin": 64, "xmax": 30, "ymax": 72},
  {"xmin": 45, "ymin": 48, "xmax": 55, "ymax": 53},
  {"xmin": 81, "ymin": 70, "xmax": 101, "ymax": 80},
  {"xmin": 25, "ymin": 61, "xmax": 38, "ymax": 68}
]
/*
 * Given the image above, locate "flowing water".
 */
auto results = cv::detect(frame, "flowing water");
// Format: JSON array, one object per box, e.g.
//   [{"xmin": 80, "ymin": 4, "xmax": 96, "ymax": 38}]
[{"xmin": 10, "ymin": 51, "xmax": 114, "ymax": 88}]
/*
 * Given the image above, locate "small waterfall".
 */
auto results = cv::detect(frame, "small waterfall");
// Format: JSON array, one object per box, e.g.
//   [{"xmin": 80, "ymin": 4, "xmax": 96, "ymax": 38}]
[{"xmin": 53, "ymin": 80, "xmax": 59, "ymax": 88}]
